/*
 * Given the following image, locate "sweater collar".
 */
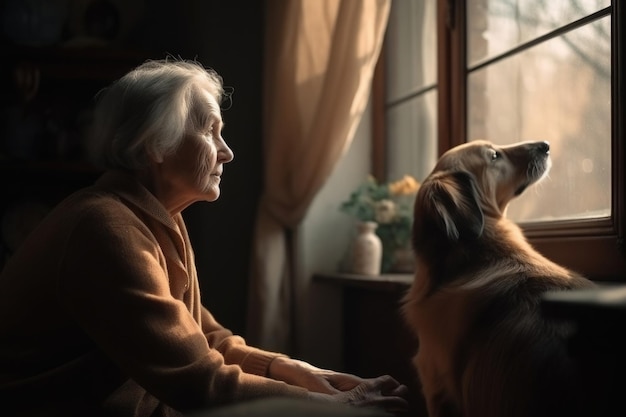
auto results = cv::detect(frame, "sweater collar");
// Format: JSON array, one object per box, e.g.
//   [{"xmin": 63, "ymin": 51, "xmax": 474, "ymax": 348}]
[{"xmin": 94, "ymin": 170, "xmax": 181, "ymax": 231}]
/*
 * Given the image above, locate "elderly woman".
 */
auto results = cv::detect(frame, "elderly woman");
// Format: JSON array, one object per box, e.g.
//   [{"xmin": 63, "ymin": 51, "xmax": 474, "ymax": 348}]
[{"xmin": 0, "ymin": 60, "xmax": 408, "ymax": 416}]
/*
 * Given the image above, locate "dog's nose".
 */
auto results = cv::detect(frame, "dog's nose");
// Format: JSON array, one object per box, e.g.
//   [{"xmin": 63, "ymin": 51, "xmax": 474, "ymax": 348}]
[{"xmin": 536, "ymin": 141, "xmax": 550, "ymax": 154}]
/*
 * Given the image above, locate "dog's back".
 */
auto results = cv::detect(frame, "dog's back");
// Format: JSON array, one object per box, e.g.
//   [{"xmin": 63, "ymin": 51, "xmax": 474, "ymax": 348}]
[
  {"xmin": 404, "ymin": 220, "xmax": 592, "ymax": 417},
  {"xmin": 459, "ymin": 267, "xmax": 591, "ymax": 417}
]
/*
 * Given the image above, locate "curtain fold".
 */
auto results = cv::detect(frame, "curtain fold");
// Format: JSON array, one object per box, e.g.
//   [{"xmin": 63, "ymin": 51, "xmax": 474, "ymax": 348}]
[{"xmin": 247, "ymin": 0, "xmax": 390, "ymax": 352}]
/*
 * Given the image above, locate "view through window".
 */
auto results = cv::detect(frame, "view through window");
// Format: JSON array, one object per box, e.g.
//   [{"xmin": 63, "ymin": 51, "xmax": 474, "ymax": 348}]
[
  {"xmin": 467, "ymin": 0, "xmax": 611, "ymax": 223},
  {"xmin": 385, "ymin": 0, "xmax": 612, "ymax": 223},
  {"xmin": 384, "ymin": 0, "xmax": 438, "ymax": 184}
]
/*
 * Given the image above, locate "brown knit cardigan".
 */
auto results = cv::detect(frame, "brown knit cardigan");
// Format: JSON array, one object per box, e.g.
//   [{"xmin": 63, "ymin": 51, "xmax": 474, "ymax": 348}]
[{"xmin": 0, "ymin": 171, "xmax": 307, "ymax": 416}]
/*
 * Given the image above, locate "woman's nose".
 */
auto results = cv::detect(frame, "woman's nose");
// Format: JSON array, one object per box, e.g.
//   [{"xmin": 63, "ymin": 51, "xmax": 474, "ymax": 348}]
[{"xmin": 219, "ymin": 138, "xmax": 234, "ymax": 163}]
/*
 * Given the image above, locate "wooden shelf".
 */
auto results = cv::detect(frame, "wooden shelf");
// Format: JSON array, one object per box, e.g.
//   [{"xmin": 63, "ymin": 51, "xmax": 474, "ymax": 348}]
[{"xmin": 315, "ymin": 271, "xmax": 426, "ymax": 416}]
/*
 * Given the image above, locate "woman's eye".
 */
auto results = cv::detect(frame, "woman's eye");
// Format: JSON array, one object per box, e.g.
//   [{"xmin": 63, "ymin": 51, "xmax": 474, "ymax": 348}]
[
  {"xmin": 203, "ymin": 126, "xmax": 214, "ymax": 138},
  {"xmin": 491, "ymin": 150, "xmax": 501, "ymax": 161}
]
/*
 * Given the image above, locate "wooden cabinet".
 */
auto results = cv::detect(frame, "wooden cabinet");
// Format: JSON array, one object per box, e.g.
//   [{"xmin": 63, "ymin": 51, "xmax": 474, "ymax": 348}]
[{"xmin": 315, "ymin": 273, "xmax": 427, "ymax": 417}]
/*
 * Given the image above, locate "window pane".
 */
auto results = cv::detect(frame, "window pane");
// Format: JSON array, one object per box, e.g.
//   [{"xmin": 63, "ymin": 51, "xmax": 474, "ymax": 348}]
[
  {"xmin": 386, "ymin": 91, "xmax": 438, "ymax": 183},
  {"xmin": 385, "ymin": 0, "xmax": 437, "ymax": 103},
  {"xmin": 468, "ymin": 0, "xmax": 610, "ymax": 67},
  {"xmin": 467, "ymin": 17, "xmax": 611, "ymax": 223}
]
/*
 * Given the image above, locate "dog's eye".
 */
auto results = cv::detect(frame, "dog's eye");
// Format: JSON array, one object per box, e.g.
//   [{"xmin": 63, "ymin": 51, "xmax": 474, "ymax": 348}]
[{"xmin": 491, "ymin": 151, "xmax": 501, "ymax": 161}]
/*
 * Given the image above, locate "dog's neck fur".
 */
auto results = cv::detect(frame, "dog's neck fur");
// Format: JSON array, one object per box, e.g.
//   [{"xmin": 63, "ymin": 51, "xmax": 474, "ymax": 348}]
[{"xmin": 412, "ymin": 213, "xmax": 576, "ymax": 299}]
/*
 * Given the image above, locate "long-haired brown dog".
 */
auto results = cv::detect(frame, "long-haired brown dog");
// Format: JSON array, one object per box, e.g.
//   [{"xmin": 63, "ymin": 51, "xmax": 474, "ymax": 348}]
[{"xmin": 402, "ymin": 140, "xmax": 595, "ymax": 417}]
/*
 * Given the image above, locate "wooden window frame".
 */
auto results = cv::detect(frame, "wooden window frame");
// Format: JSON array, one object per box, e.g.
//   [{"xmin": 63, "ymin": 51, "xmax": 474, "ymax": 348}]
[{"xmin": 373, "ymin": 0, "xmax": 626, "ymax": 280}]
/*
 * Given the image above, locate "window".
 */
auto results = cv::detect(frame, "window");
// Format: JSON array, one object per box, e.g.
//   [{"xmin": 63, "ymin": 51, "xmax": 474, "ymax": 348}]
[
  {"xmin": 382, "ymin": 1, "xmax": 438, "ymax": 184},
  {"xmin": 378, "ymin": 0, "xmax": 625, "ymax": 280}
]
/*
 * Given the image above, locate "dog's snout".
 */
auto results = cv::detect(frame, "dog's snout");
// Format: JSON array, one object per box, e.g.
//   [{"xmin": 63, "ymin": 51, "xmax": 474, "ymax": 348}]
[{"xmin": 536, "ymin": 141, "xmax": 550, "ymax": 154}]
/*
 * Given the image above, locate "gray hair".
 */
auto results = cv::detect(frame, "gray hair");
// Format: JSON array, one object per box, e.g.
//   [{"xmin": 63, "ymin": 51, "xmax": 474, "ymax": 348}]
[{"xmin": 87, "ymin": 59, "xmax": 225, "ymax": 170}]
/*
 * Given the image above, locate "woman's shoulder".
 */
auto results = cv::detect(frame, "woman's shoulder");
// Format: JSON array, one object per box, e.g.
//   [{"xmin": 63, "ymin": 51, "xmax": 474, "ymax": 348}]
[
  {"xmin": 48, "ymin": 187, "xmax": 152, "ymax": 239},
  {"xmin": 61, "ymin": 187, "xmax": 135, "ymax": 220},
  {"xmin": 43, "ymin": 188, "xmax": 164, "ymax": 265}
]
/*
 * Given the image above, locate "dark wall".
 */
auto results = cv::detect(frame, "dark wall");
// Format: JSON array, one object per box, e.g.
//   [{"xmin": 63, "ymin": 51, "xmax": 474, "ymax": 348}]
[
  {"xmin": 131, "ymin": 0, "xmax": 265, "ymax": 335},
  {"xmin": 184, "ymin": 1, "xmax": 264, "ymax": 336}
]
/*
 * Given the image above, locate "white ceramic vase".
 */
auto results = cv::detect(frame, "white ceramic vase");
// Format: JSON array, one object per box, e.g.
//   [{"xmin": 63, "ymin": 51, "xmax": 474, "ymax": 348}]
[{"xmin": 350, "ymin": 221, "xmax": 382, "ymax": 276}]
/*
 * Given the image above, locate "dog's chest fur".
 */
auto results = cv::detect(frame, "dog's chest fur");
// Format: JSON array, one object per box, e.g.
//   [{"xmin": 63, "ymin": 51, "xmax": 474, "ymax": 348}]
[{"xmin": 403, "ymin": 257, "xmax": 508, "ymax": 404}]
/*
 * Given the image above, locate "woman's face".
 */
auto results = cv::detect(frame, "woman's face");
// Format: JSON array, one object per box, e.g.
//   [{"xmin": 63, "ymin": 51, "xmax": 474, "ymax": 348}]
[{"xmin": 160, "ymin": 86, "xmax": 234, "ymax": 204}]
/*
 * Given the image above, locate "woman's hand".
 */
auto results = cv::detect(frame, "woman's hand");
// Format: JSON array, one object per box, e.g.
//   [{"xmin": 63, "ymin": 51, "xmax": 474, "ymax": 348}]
[
  {"xmin": 269, "ymin": 357, "xmax": 409, "ymax": 413},
  {"xmin": 269, "ymin": 357, "xmax": 360, "ymax": 394},
  {"xmin": 308, "ymin": 375, "xmax": 409, "ymax": 414}
]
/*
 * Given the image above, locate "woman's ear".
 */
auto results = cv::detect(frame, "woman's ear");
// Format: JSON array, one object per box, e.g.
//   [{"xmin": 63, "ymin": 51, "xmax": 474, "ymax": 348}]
[{"xmin": 414, "ymin": 171, "xmax": 484, "ymax": 242}]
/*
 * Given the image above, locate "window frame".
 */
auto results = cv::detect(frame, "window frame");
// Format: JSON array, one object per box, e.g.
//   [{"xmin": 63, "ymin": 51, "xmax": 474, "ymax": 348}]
[{"xmin": 374, "ymin": 0, "xmax": 626, "ymax": 280}]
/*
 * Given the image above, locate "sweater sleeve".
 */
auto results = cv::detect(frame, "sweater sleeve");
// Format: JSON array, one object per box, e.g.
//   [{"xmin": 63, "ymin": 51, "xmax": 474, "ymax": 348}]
[
  {"xmin": 58, "ymin": 204, "xmax": 307, "ymax": 411},
  {"xmin": 199, "ymin": 306, "xmax": 288, "ymax": 377}
]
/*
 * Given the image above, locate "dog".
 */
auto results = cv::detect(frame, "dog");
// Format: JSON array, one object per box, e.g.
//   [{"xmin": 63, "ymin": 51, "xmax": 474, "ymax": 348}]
[{"xmin": 402, "ymin": 140, "xmax": 595, "ymax": 417}]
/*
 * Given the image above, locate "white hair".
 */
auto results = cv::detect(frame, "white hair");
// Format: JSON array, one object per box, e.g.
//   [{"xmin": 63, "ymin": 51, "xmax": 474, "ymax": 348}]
[{"xmin": 87, "ymin": 59, "xmax": 225, "ymax": 170}]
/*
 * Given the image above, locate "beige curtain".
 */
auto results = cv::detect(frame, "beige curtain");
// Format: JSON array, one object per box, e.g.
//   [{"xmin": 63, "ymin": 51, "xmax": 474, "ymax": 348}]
[{"xmin": 247, "ymin": 0, "xmax": 390, "ymax": 352}]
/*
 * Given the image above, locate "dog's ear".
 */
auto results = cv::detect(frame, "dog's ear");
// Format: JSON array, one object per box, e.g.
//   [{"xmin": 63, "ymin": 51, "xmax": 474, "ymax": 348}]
[{"xmin": 415, "ymin": 171, "xmax": 484, "ymax": 242}]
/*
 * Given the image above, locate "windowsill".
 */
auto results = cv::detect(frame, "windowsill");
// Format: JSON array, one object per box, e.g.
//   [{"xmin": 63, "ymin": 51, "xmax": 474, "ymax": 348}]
[{"xmin": 313, "ymin": 271, "xmax": 413, "ymax": 292}]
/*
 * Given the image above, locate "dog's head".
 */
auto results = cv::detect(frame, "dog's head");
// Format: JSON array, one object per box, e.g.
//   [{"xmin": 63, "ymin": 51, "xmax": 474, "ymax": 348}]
[{"xmin": 413, "ymin": 140, "xmax": 551, "ymax": 244}]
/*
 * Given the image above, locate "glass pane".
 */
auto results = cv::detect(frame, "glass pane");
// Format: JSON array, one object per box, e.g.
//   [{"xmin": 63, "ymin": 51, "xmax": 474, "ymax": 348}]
[
  {"xmin": 386, "ymin": 91, "xmax": 438, "ymax": 184},
  {"xmin": 468, "ymin": 0, "xmax": 610, "ymax": 67},
  {"xmin": 468, "ymin": 17, "xmax": 611, "ymax": 223},
  {"xmin": 385, "ymin": 0, "xmax": 437, "ymax": 103}
]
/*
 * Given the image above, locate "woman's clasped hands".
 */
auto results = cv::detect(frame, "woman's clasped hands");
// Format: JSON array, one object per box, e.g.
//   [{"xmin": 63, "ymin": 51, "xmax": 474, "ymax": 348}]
[{"xmin": 268, "ymin": 356, "xmax": 409, "ymax": 414}]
